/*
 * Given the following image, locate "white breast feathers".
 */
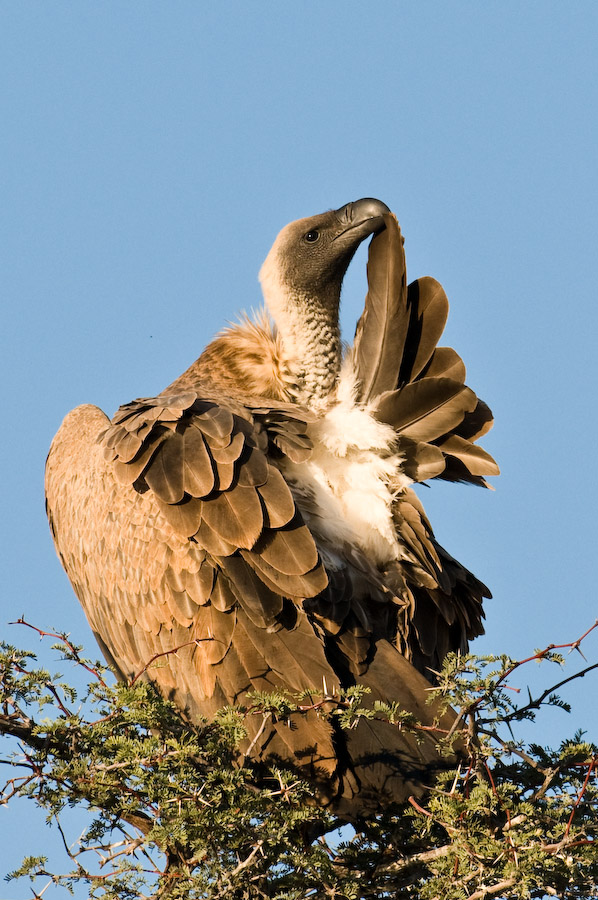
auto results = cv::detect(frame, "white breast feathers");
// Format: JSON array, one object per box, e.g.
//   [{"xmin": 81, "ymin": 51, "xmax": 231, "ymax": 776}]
[{"xmin": 280, "ymin": 362, "xmax": 412, "ymax": 568}]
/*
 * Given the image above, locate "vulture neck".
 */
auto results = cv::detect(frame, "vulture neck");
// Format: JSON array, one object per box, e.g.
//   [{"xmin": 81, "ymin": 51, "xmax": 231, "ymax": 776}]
[{"xmin": 261, "ymin": 280, "xmax": 341, "ymax": 408}]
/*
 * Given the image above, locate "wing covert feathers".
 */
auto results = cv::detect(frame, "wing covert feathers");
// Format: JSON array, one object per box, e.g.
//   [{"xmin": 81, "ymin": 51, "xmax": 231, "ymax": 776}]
[
  {"xmin": 46, "ymin": 203, "xmax": 497, "ymax": 815},
  {"xmin": 101, "ymin": 391, "xmax": 323, "ymax": 587}
]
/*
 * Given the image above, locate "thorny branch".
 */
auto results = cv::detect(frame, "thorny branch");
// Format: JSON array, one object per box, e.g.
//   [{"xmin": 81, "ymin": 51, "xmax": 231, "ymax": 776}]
[
  {"xmin": 129, "ymin": 638, "xmax": 214, "ymax": 686},
  {"xmin": 474, "ymin": 620, "xmax": 598, "ymax": 712},
  {"xmin": 496, "ymin": 661, "xmax": 598, "ymax": 726},
  {"xmin": 1, "ymin": 621, "xmax": 597, "ymax": 899},
  {"xmin": 10, "ymin": 618, "xmax": 109, "ymax": 687}
]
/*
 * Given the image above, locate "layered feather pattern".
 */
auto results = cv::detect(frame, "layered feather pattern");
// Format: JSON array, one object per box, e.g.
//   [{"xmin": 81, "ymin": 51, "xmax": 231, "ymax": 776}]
[
  {"xmin": 46, "ymin": 200, "xmax": 497, "ymax": 814},
  {"xmin": 352, "ymin": 214, "xmax": 499, "ymax": 488}
]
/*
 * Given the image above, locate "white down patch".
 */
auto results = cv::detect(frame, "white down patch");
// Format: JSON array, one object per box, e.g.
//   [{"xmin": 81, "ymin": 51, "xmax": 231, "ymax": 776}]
[{"xmin": 281, "ymin": 361, "xmax": 412, "ymax": 567}]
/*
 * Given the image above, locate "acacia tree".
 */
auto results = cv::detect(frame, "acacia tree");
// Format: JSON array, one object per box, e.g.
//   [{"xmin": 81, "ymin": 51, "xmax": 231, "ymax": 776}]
[{"xmin": 1, "ymin": 619, "xmax": 597, "ymax": 900}]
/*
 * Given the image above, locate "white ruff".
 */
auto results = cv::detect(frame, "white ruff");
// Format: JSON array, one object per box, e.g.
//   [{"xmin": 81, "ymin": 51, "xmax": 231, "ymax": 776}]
[{"xmin": 282, "ymin": 362, "xmax": 412, "ymax": 566}]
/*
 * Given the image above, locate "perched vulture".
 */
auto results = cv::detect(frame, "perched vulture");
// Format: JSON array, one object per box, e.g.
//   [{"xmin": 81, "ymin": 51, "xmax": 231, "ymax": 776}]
[{"xmin": 46, "ymin": 199, "xmax": 498, "ymax": 814}]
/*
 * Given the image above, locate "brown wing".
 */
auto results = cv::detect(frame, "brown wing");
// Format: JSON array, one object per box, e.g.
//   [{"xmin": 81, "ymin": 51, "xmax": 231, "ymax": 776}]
[
  {"xmin": 46, "ymin": 392, "xmax": 455, "ymax": 813},
  {"xmin": 351, "ymin": 215, "xmax": 497, "ymax": 674}
]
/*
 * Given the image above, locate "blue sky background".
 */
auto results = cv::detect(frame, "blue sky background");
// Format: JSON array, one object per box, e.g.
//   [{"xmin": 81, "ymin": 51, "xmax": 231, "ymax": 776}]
[{"xmin": 1, "ymin": 3, "xmax": 597, "ymax": 895}]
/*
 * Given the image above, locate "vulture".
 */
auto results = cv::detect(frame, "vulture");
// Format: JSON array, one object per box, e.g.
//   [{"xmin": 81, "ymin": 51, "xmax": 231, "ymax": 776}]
[{"xmin": 45, "ymin": 199, "xmax": 498, "ymax": 814}]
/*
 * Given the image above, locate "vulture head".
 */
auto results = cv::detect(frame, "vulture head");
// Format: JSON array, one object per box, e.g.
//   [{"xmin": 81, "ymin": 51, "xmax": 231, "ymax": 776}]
[
  {"xmin": 260, "ymin": 197, "xmax": 390, "ymax": 303},
  {"xmin": 259, "ymin": 198, "xmax": 391, "ymax": 403}
]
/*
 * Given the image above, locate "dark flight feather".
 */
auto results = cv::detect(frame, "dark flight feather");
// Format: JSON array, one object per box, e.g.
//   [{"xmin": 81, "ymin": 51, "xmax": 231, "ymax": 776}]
[
  {"xmin": 375, "ymin": 378, "xmax": 478, "ymax": 442},
  {"xmin": 420, "ymin": 346, "xmax": 467, "ymax": 382},
  {"xmin": 398, "ymin": 277, "xmax": 449, "ymax": 385},
  {"xmin": 352, "ymin": 213, "xmax": 408, "ymax": 402}
]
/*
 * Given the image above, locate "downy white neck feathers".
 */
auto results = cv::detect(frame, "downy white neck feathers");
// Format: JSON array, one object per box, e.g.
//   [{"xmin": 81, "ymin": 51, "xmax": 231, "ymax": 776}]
[{"xmin": 259, "ymin": 246, "xmax": 341, "ymax": 407}]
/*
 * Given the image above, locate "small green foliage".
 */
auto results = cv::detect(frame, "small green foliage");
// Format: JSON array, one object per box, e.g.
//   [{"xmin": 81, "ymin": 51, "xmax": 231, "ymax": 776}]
[{"xmin": 1, "ymin": 630, "xmax": 597, "ymax": 899}]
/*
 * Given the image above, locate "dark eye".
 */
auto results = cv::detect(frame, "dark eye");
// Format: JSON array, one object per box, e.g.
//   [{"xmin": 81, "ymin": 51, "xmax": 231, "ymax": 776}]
[{"xmin": 304, "ymin": 229, "xmax": 320, "ymax": 243}]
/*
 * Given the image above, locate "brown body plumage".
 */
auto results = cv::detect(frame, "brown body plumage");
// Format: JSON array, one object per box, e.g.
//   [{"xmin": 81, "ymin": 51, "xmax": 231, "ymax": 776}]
[{"xmin": 46, "ymin": 201, "xmax": 498, "ymax": 813}]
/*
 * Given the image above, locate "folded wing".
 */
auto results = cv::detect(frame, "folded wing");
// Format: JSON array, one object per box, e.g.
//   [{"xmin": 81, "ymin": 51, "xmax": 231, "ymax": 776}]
[{"xmin": 46, "ymin": 385, "xmax": 454, "ymax": 813}]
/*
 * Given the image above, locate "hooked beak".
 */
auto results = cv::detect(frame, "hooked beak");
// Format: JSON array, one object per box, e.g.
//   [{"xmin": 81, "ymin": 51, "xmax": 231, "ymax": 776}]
[{"xmin": 332, "ymin": 197, "xmax": 391, "ymax": 242}]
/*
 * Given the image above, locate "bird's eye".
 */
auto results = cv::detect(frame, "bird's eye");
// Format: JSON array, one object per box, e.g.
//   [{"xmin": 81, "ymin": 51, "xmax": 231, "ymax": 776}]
[{"xmin": 304, "ymin": 229, "xmax": 320, "ymax": 243}]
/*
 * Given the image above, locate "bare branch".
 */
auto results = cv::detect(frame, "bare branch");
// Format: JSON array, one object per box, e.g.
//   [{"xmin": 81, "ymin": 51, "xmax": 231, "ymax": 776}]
[
  {"xmin": 462, "ymin": 877, "xmax": 517, "ymax": 900},
  {"xmin": 130, "ymin": 637, "xmax": 212, "ymax": 686},
  {"xmin": 10, "ymin": 618, "xmax": 108, "ymax": 686},
  {"xmin": 565, "ymin": 756, "xmax": 597, "ymax": 837},
  {"xmin": 496, "ymin": 662, "xmax": 598, "ymax": 726}
]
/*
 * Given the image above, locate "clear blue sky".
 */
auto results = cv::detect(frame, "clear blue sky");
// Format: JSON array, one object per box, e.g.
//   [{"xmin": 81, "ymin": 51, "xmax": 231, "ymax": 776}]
[{"xmin": 1, "ymin": 3, "xmax": 597, "ymax": 895}]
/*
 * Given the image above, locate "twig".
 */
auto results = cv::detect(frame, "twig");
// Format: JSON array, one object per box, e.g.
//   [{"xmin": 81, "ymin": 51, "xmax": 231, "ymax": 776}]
[
  {"xmin": 0, "ymin": 713, "xmax": 47, "ymax": 749},
  {"xmin": 373, "ymin": 843, "xmax": 452, "ymax": 875},
  {"xmin": 565, "ymin": 756, "xmax": 597, "ymax": 837},
  {"xmin": 497, "ymin": 662, "xmax": 598, "ymax": 726},
  {"xmin": 463, "ymin": 876, "xmax": 517, "ymax": 900},
  {"xmin": 483, "ymin": 761, "xmax": 518, "ymax": 865},
  {"xmin": 467, "ymin": 621, "xmax": 598, "ymax": 720},
  {"xmin": 130, "ymin": 638, "xmax": 211, "ymax": 685},
  {"xmin": 228, "ymin": 840, "xmax": 264, "ymax": 878},
  {"xmin": 408, "ymin": 795, "xmax": 432, "ymax": 818},
  {"xmin": 10, "ymin": 618, "xmax": 108, "ymax": 687},
  {"xmin": 241, "ymin": 713, "xmax": 270, "ymax": 762}
]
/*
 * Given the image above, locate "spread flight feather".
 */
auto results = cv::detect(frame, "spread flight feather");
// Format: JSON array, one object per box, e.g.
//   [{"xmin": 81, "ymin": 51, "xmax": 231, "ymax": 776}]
[{"xmin": 45, "ymin": 200, "xmax": 498, "ymax": 814}]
